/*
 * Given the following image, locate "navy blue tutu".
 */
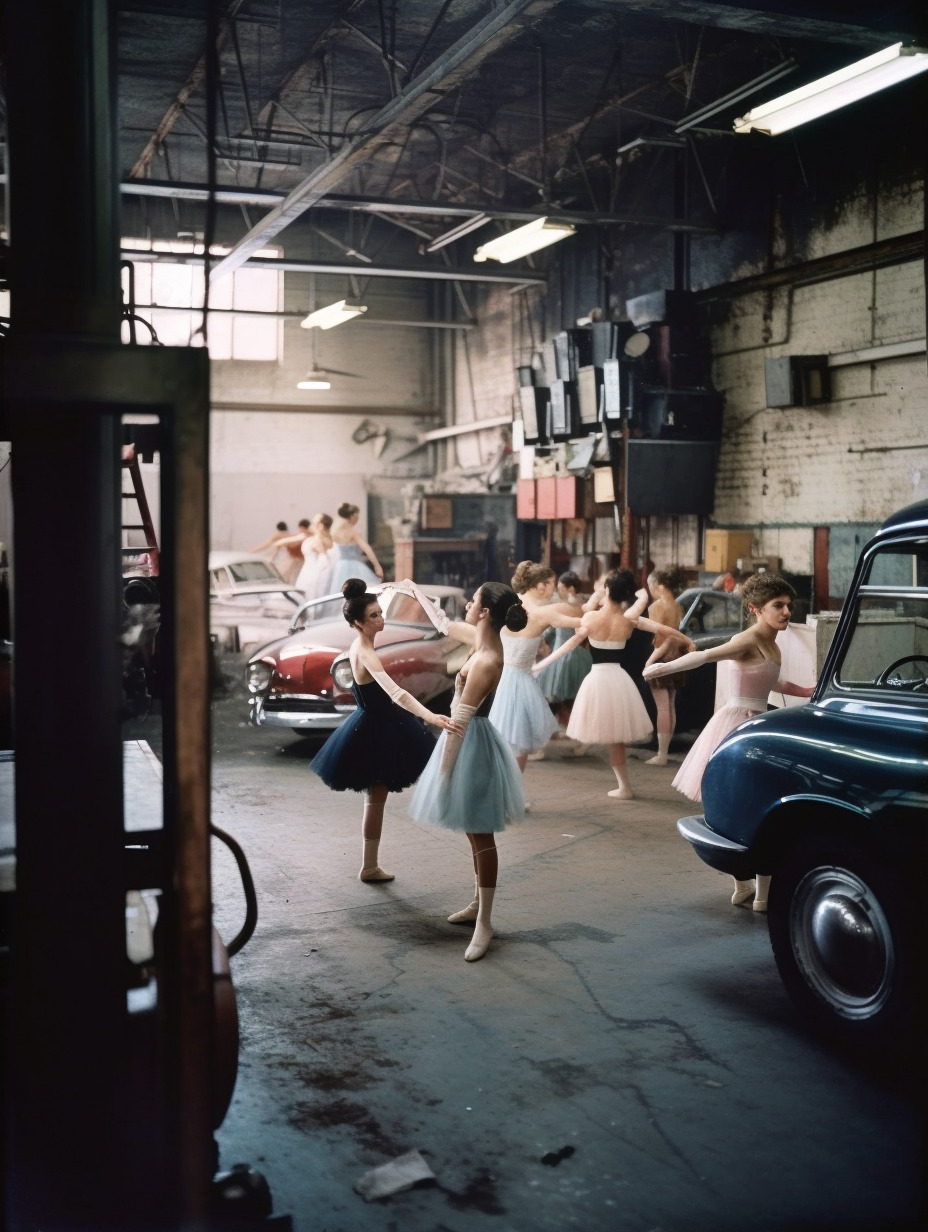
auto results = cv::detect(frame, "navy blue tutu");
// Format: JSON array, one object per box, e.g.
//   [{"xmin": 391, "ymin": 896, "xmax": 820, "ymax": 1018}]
[
  {"xmin": 408, "ymin": 716, "xmax": 524, "ymax": 832},
  {"xmin": 310, "ymin": 680, "xmax": 436, "ymax": 792}
]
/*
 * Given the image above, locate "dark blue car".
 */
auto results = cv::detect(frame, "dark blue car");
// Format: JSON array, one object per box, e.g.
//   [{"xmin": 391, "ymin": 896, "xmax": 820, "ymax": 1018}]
[{"xmin": 677, "ymin": 500, "xmax": 928, "ymax": 1047}]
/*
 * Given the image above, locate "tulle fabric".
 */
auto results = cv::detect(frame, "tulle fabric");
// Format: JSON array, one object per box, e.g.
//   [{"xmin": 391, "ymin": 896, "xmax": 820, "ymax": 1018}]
[
  {"xmin": 310, "ymin": 681, "xmax": 436, "ymax": 793},
  {"xmin": 408, "ymin": 716, "xmax": 525, "ymax": 832},
  {"xmin": 541, "ymin": 627, "xmax": 593, "ymax": 702},
  {"xmin": 488, "ymin": 663, "xmax": 560, "ymax": 754},
  {"xmin": 566, "ymin": 663, "xmax": 653, "ymax": 745},
  {"xmin": 295, "ymin": 544, "xmax": 333, "ymax": 599},
  {"xmin": 329, "ymin": 544, "xmax": 380, "ymax": 591},
  {"xmin": 673, "ymin": 659, "xmax": 781, "ymax": 801}
]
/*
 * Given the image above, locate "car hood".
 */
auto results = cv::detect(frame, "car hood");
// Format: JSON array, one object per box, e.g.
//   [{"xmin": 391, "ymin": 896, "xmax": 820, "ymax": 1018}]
[
  {"xmin": 248, "ymin": 619, "xmax": 434, "ymax": 666},
  {"xmin": 702, "ymin": 698, "xmax": 928, "ymax": 844}
]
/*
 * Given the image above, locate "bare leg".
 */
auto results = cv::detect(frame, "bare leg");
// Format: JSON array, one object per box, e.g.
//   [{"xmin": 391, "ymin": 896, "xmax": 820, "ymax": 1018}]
[
  {"xmin": 464, "ymin": 833, "xmax": 498, "ymax": 961},
  {"xmin": 448, "ymin": 839, "xmax": 480, "ymax": 923},
  {"xmin": 607, "ymin": 744, "xmax": 633, "ymax": 799},
  {"xmin": 645, "ymin": 687, "xmax": 675, "ymax": 766},
  {"xmin": 359, "ymin": 783, "xmax": 394, "ymax": 881}
]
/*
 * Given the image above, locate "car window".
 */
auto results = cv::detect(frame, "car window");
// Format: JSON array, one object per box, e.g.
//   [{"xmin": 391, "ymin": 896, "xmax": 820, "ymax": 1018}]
[
  {"xmin": 227, "ymin": 561, "xmax": 279, "ymax": 584},
  {"xmin": 831, "ymin": 592, "xmax": 928, "ymax": 693},
  {"xmin": 862, "ymin": 541, "xmax": 928, "ymax": 589},
  {"xmin": 683, "ymin": 593, "xmax": 737, "ymax": 635},
  {"xmin": 290, "ymin": 596, "xmax": 345, "ymax": 630},
  {"xmin": 210, "ymin": 568, "xmax": 229, "ymax": 592},
  {"xmin": 382, "ymin": 591, "xmax": 432, "ymax": 626}
]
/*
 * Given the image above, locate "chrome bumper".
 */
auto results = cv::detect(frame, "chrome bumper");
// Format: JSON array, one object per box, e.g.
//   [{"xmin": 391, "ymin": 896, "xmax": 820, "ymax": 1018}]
[
  {"xmin": 249, "ymin": 694, "xmax": 354, "ymax": 731},
  {"xmin": 676, "ymin": 814, "xmax": 754, "ymax": 879}
]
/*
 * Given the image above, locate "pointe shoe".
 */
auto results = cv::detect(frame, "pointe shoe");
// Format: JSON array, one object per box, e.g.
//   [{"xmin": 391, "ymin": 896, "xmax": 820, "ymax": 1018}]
[
  {"xmin": 465, "ymin": 923, "xmax": 493, "ymax": 961},
  {"xmin": 359, "ymin": 866, "xmax": 395, "ymax": 882},
  {"xmin": 752, "ymin": 897, "xmax": 768, "ymax": 913},
  {"xmin": 448, "ymin": 898, "xmax": 479, "ymax": 924},
  {"xmin": 752, "ymin": 874, "xmax": 771, "ymax": 913},
  {"xmin": 607, "ymin": 787, "xmax": 634, "ymax": 800},
  {"xmin": 572, "ymin": 742, "xmax": 590, "ymax": 757},
  {"xmin": 731, "ymin": 879, "xmax": 755, "ymax": 906},
  {"xmin": 644, "ymin": 753, "xmax": 668, "ymax": 766},
  {"xmin": 526, "ymin": 749, "xmax": 546, "ymax": 761}
]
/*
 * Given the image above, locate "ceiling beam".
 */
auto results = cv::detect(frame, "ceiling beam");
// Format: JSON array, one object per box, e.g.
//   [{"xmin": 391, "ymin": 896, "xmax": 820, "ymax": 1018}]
[
  {"xmin": 119, "ymin": 179, "xmax": 716, "ymax": 232},
  {"xmin": 121, "ymin": 250, "xmax": 547, "ymax": 285},
  {"xmin": 208, "ymin": 0, "xmax": 562, "ymax": 281},
  {"xmin": 579, "ymin": 1, "xmax": 917, "ymax": 47}
]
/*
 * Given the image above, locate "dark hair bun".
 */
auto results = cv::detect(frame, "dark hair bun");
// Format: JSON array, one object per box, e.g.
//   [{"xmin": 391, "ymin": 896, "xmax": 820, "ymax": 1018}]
[
  {"xmin": 505, "ymin": 603, "xmax": 529, "ymax": 632},
  {"xmin": 342, "ymin": 578, "xmax": 367, "ymax": 599}
]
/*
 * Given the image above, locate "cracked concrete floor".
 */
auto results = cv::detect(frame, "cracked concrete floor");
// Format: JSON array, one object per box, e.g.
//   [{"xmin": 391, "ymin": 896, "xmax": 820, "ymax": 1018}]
[{"xmin": 198, "ymin": 667, "xmax": 923, "ymax": 1232}]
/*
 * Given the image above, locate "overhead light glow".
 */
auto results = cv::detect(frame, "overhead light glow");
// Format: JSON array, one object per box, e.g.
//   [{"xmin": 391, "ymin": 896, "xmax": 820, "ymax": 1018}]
[
  {"xmin": 733, "ymin": 43, "xmax": 928, "ymax": 136},
  {"xmin": 299, "ymin": 299, "xmax": 368, "ymax": 329},
  {"xmin": 296, "ymin": 372, "xmax": 332, "ymax": 390},
  {"xmin": 473, "ymin": 217, "xmax": 575, "ymax": 264}
]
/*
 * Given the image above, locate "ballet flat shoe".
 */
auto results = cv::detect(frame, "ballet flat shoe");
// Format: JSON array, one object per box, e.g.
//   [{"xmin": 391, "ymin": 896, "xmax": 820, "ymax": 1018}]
[
  {"xmin": 465, "ymin": 928, "xmax": 493, "ymax": 962},
  {"xmin": 731, "ymin": 881, "xmax": 756, "ymax": 906},
  {"xmin": 752, "ymin": 899, "xmax": 768, "ymax": 914},
  {"xmin": 448, "ymin": 900, "xmax": 479, "ymax": 924},
  {"xmin": 359, "ymin": 867, "xmax": 395, "ymax": 882}
]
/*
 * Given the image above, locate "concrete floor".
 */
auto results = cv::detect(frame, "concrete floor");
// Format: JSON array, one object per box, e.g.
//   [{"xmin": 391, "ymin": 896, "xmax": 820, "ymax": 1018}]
[{"xmin": 190, "ymin": 663, "xmax": 924, "ymax": 1232}]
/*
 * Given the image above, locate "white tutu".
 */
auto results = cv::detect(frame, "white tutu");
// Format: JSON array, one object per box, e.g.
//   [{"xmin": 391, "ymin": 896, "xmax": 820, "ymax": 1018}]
[
  {"xmin": 408, "ymin": 716, "xmax": 525, "ymax": 832},
  {"xmin": 488, "ymin": 663, "xmax": 559, "ymax": 754},
  {"xmin": 566, "ymin": 662, "xmax": 653, "ymax": 745}
]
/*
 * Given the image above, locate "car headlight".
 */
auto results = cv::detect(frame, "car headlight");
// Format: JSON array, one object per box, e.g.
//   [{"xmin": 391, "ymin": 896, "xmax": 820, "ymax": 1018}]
[
  {"xmin": 246, "ymin": 660, "xmax": 273, "ymax": 694},
  {"xmin": 332, "ymin": 659, "xmax": 355, "ymax": 691}
]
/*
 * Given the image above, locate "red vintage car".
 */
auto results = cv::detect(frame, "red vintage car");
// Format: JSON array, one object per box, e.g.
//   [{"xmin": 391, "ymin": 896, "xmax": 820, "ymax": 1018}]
[{"xmin": 245, "ymin": 584, "xmax": 468, "ymax": 737}]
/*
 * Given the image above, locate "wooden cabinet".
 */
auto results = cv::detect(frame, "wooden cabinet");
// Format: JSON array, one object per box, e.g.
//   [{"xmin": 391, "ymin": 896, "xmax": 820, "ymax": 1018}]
[
  {"xmin": 516, "ymin": 478, "xmax": 537, "ymax": 519},
  {"xmin": 516, "ymin": 475, "xmax": 579, "ymax": 520}
]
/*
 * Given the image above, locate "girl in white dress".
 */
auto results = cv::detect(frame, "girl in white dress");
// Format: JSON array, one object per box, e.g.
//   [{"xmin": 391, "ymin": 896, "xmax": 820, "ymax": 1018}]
[{"xmin": 294, "ymin": 512, "xmax": 334, "ymax": 598}]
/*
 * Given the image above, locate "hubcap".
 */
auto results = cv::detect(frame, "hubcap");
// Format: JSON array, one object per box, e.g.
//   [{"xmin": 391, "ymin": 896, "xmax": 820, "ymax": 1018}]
[{"xmin": 789, "ymin": 867, "xmax": 894, "ymax": 1020}]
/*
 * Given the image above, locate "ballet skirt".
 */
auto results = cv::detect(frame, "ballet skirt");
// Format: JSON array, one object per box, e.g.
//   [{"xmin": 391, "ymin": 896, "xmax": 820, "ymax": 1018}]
[
  {"xmin": 408, "ymin": 694, "xmax": 524, "ymax": 833},
  {"xmin": 310, "ymin": 679, "xmax": 436, "ymax": 793},
  {"xmin": 329, "ymin": 543, "xmax": 381, "ymax": 591},
  {"xmin": 565, "ymin": 639, "xmax": 654, "ymax": 745},
  {"xmin": 672, "ymin": 658, "xmax": 781, "ymax": 803},
  {"xmin": 541, "ymin": 626, "xmax": 592, "ymax": 703},
  {"xmin": 488, "ymin": 631, "xmax": 560, "ymax": 754},
  {"xmin": 295, "ymin": 539, "xmax": 333, "ymax": 599}
]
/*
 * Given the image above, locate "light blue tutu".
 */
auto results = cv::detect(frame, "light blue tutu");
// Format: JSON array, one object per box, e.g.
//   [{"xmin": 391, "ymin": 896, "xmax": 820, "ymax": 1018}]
[
  {"xmin": 408, "ymin": 717, "xmax": 525, "ymax": 832},
  {"xmin": 488, "ymin": 663, "xmax": 560, "ymax": 754},
  {"xmin": 541, "ymin": 627, "xmax": 593, "ymax": 703},
  {"xmin": 329, "ymin": 544, "xmax": 381, "ymax": 591}
]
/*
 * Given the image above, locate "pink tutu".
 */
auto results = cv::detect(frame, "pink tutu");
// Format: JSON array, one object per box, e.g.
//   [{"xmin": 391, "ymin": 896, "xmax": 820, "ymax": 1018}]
[
  {"xmin": 672, "ymin": 703, "xmax": 760, "ymax": 802},
  {"xmin": 566, "ymin": 663, "xmax": 653, "ymax": 745}
]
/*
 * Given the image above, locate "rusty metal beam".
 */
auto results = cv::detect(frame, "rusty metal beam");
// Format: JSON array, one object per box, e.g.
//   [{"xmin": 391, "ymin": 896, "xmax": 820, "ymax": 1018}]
[{"xmin": 209, "ymin": 0, "xmax": 562, "ymax": 281}]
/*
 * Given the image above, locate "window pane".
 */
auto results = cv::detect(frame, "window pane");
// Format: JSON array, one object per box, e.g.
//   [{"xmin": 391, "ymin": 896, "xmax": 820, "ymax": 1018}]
[
  {"xmin": 207, "ymin": 315, "xmax": 233, "ymax": 360},
  {"xmin": 834, "ymin": 594, "xmax": 928, "ymax": 691},
  {"xmin": 152, "ymin": 264, "xmax": 194, "ymax": 308},
  {"xmin": 231, "ymin": 315, "xmax": 278, "ymax": 361},
  {"xmin": 232, "ymin": 267, "xmax": 280, "ymax": 312}
]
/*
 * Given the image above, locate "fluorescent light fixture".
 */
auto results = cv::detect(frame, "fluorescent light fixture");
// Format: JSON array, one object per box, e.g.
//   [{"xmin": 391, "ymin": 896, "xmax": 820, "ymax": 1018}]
[
  {"xmin": 473, "ymin": 217, "xmax": 575, "ymax": 264},
  {"xmin": 734, "ymin": 43, "xmax": 928, "ymax": 136},
  {"xmin": 299, "ymin": 299, "xmax": 368, "ymax": 329},
  {"xmin": 296, "ymin": 371, "xmax": 331, "ymax": 390}
]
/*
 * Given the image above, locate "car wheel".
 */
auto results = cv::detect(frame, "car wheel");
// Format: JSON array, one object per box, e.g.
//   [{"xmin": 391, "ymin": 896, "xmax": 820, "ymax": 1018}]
[{"xmin": 768, "ymin": 832, "xmax": 919, "ymax": 1049}]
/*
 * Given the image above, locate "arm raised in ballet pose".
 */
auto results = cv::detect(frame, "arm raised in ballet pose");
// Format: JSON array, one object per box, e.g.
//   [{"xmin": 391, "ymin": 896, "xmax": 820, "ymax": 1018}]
[{"xmin": 351, "ymin": 640, "xmax": 464, "ymax": 733}]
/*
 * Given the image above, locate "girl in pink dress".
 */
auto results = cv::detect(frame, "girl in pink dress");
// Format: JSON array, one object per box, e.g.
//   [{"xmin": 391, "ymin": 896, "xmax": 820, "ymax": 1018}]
[{"xmin": 643, "ymin": 573, "xmax": 814, "ymax": 912}]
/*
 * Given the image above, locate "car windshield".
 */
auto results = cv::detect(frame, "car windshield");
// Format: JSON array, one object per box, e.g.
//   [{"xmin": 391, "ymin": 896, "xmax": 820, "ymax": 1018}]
[
  {"xmin": 828, "ymin": 541, "xmax": 928, "ymax": 695},
  {"xmin": 680, "ymin": 591, "xmax": 742, "ymax": 634},
  {"xmin": 381, "ymin": 590, "xmax": 436, "ymax": 626},
  {"xmin": 226, "ymin": 561, "xmax": 280, "ymax": 584}
]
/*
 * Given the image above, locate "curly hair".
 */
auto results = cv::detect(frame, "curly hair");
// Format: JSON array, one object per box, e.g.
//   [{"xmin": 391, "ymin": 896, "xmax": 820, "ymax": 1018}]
[
  {"xmin": 651, "ymin": 567, "xmax": 683, "ymax": 593},
  {"xmin": 510, "ymin": 560, "xmax": 555, "ymax": 594},
  {"xmin": 741, "ymin": 572, "xmax": 796, "ymax": 619},
  {"xmin": 479, "ymin": 582, "xmax": 529, "ymax": 632}
]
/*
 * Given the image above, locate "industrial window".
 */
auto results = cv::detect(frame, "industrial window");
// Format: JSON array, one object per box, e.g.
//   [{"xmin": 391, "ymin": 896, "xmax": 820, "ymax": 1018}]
[{"xmin": 121, "ymin": 239, "xmax": 282, "ymax": 361}]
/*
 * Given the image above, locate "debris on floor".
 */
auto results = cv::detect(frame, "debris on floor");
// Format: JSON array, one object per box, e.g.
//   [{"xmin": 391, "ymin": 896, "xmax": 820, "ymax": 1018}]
[
  {"xmin": 540, "ymin": 1145, "xmax": 576, "ymax": 1167},
  {"xmin": 354, "ymin": 1149, "xmax": 436, "ymax": 1201}
]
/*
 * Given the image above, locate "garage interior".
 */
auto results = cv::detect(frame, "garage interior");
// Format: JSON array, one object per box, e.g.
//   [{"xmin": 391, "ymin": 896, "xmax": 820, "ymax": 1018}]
[{"xmin": 0, "ymin": 2, "xmax": 925, "ymax": 1230}]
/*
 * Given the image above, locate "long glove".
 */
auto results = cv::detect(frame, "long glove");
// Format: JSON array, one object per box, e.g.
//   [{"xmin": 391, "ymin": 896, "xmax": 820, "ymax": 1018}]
[
  {"xmin": 440, "ymin": 701, "xmax": 476, "ymax": 777},
  {"xmin": 642, "ymin": 648, "xmax": 711, "ymax": 680},
  {"xmin": 390, "ymin": 578, "xmax": 452, "ymax": 635}
]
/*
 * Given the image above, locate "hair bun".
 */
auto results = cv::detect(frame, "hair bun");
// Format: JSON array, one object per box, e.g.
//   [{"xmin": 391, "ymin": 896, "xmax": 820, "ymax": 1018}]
[
  {"xmin": 505, "ymin": 602, "xmax": 529, "ymax": 632},
  {"xmin": 342, "ymin": 578, "xmax": 367, "ymax": 599}
]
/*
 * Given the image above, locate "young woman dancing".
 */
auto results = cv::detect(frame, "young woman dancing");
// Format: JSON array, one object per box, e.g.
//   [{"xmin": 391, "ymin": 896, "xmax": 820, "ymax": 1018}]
[
  {"xmin": 488, "ymin": 561, "xmax": 581, "ymax": 775},
  {"xmin": 643, "ymin": 572, "xmax": 814, "ymax": 911},
  {"xmin": 407, "ymin": 581, "xmax": 528, "ymax": 962},
  {"xmin": 536, "ymin": 569, "xmax": 693, "ymax": 799},
  {"xmin": 310, "ymin": 579, "xmax": 462, "ymax": 883},
  {"xmin": 539, "ymin": 570, "xmax": 593, "ymax": 742},
  {"xmin": 644, "ymin": 568, "xmax": 687, "ymax": 766}
]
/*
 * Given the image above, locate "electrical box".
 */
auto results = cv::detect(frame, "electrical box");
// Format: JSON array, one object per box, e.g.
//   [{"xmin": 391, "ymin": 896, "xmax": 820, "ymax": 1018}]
[{"xmin": 764, "ymin": 356, "xmax": 831, "ymax": 408}]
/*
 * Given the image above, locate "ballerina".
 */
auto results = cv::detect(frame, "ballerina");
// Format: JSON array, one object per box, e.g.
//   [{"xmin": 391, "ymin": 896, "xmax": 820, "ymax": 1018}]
[
  {"xmin": 310, "ymin": 579, "xmax": 462, "ymax": 882},
  {"xmin": 643, "ymin": 568, "xmax": 687, "ymax": 766},
  {"xmin": 643, "ymin": 572, "xmax": 814, "ymax": 911},
  {"xmin": 407, "ymin": 581, "xmax": 527, "ymax": 962},
  {"xmin": 329, "ymin": 502, "xmax": 384, "ymax": 591},
  {"xmin": 293, "ymin": 512, "xmax": 334, "ymax": 599},
  {"xmin": 487, "ymin": 561, "xmax": 581, "ymax": 778},
  {"xmin": 535, "ymin": 569, "xmax": 693, "ymax": 799}
]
